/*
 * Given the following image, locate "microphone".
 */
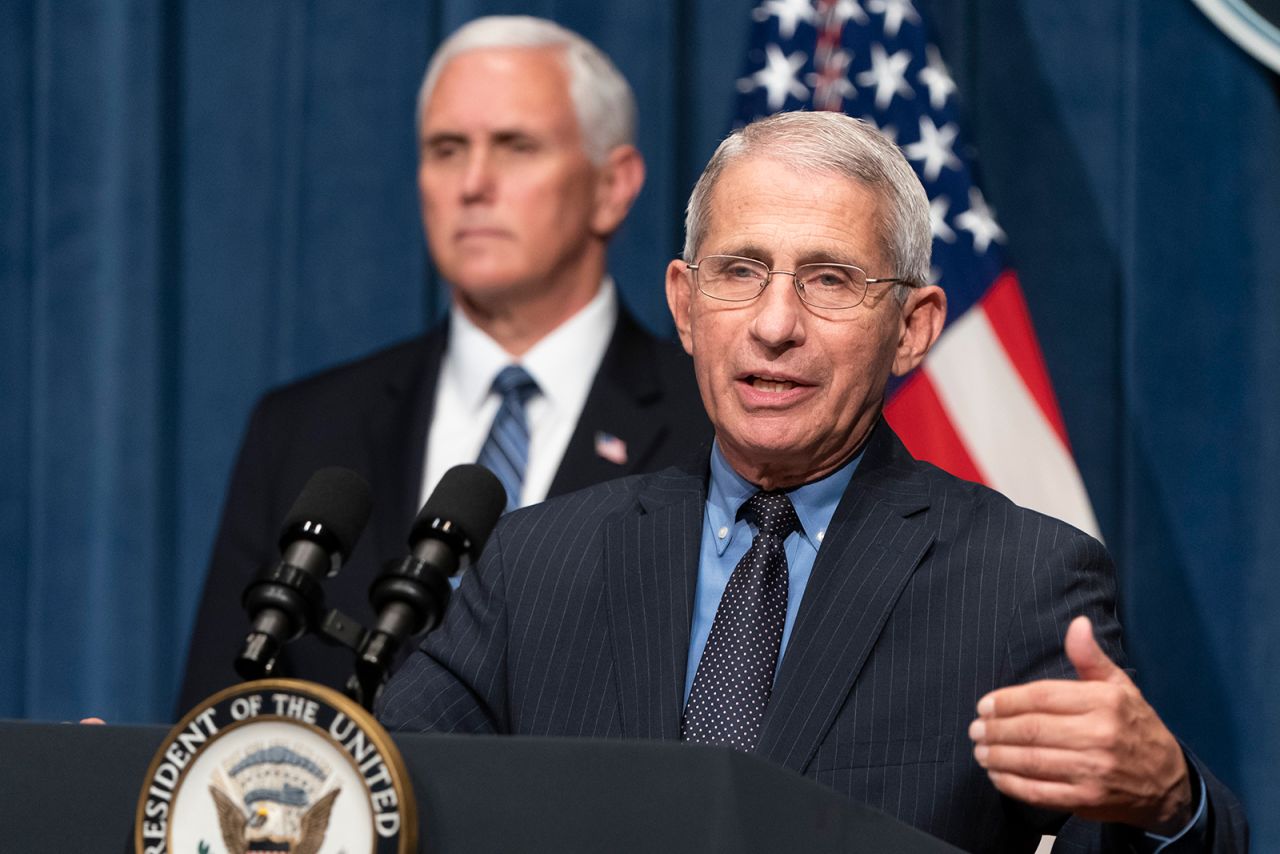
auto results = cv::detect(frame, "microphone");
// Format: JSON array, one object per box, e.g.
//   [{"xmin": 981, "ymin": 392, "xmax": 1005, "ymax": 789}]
[
  {"xmin": 355, "ymin": 464, "xmax": 506, "ymax": 695},
  {"xmin": 235, "ymin": 467, "xmax": 373, "ymax": 681}
]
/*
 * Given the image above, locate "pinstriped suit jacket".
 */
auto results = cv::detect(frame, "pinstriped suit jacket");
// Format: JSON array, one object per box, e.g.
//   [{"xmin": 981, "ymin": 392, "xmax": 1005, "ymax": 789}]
[{"xmin": 378, "ymin": 421, "xmax": 1246, "ymax": 853}]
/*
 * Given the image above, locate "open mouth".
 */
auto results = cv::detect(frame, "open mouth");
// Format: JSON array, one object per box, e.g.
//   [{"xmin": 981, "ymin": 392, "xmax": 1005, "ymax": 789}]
[
  {"xmin": 749, "ymin": 376, "xmax": 799, "ymax": 393},
  {"xmin": 742, "ymin": 371, "xmax": 812, "ymax": 392}
]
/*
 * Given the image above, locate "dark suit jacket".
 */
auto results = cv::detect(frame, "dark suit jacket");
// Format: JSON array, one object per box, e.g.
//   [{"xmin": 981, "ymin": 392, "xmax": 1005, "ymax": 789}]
[
  {"xmin": 177, "ymin": 306, "xmax": 711, "ymax": 712},
  {"xmin": 378, "ymin": 422, "xmax": 1247, "ymax": 853}
]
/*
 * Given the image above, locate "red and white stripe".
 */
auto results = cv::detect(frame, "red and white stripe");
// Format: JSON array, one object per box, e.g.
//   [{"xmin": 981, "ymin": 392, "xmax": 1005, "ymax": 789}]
[{"xmin": 886, "ymin": 272, "xmax": 1100, "ymax": 540}]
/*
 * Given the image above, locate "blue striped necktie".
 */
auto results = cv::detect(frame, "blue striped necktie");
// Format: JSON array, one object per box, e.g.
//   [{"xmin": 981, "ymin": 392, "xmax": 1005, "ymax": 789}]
[{"xmin": 476, "ymin": 365, "xmax": 539, "ymax": 513}]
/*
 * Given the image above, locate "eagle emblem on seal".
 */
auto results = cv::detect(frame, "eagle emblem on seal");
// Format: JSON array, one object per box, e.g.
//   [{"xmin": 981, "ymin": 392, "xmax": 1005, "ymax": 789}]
[{"xmin": 207, "ymin": 743, "xmax": 341, "ymax": 854}]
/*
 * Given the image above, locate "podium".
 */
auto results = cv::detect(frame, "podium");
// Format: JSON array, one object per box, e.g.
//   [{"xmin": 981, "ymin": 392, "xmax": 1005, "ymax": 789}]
[{"xmin": 0, "ymin": 720, "xmax": 962, "ymax": 852}]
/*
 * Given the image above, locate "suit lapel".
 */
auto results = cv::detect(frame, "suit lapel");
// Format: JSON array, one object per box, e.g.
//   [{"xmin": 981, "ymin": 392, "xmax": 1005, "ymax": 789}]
[
  {"xmin": 603, "ymin": 465, "xmax": 706, "ymax": 740},
  {"xmin": 366, "ymin": 326, "xmax": 448, "ymax": 562},
  {"xmin": 549, "ymin": 307, "xmax": 668, "ymax": 497},
  {"xmin": 756, "ymin": 424, "xmax": 936, "ymax": 773}
]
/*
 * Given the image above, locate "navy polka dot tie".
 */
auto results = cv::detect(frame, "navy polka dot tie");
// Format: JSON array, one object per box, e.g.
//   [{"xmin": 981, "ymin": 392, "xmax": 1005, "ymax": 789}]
[{"xmin": 681, "ymin": 490, "xmax": 799, "ymax": 752}]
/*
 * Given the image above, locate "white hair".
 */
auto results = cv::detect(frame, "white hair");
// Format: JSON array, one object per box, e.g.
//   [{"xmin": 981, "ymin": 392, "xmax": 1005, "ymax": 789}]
[
  {"xmin": 683, "ymin": 111, "xmax": 932, "ymax": 295},
  {"xmin": 416, "ymin": 16, "xmax": 636, "ymax": 165}
]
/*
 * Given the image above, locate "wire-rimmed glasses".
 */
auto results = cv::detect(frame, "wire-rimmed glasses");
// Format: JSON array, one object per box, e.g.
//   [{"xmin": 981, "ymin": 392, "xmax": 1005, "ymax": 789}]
[{"xmin": 687, "ymin": 254, "xmax": 917, "ymax": 310}]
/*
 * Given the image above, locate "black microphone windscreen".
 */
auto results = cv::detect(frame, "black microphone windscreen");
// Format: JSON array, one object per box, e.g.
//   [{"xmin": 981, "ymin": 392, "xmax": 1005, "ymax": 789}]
[
  {"xmin": 413, "ymin": 464, "xmax": 507, "ymax": 554},
  {"xmin": 280, "ymin": 467, "xmax": 374, "ymax": 556}
]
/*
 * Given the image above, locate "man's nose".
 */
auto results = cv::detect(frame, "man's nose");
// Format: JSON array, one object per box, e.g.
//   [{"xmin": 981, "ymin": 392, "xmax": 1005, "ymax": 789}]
[
  {"xmin": 748, "ymin": 270, "xmax": 806, "ymax": 348},
  {"xmin": 460, "ymin": 148, "xmax": 495, "ymax": 201}
]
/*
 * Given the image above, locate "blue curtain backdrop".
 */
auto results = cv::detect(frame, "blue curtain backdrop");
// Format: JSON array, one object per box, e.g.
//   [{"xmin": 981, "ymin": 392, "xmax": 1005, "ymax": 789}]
[{"xmin": 3, "ymin": 0, "xmax": 1278, "ymax": 844}]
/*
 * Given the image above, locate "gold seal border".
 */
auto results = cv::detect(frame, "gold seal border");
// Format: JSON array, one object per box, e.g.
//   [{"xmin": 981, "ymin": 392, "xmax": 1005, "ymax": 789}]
[{"xmin": 133, "ymin": 678, "xmax": 418, "ymax": 854}]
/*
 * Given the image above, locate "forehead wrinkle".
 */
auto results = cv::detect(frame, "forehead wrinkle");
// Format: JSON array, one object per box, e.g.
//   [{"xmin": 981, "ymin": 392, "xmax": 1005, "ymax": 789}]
[
  {"xmin": 421, "ymin": 48, "xmax": 581, "ymax": 142},
  {"xmin": 700, "ymin": 156, "xmax": 890, "ymax": 272}
]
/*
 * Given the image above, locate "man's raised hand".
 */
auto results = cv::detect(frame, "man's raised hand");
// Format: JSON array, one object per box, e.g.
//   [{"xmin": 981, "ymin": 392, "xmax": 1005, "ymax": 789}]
[{"xmin": 969, "ymin": 616, "xmax": 1194, "ymax": 835}]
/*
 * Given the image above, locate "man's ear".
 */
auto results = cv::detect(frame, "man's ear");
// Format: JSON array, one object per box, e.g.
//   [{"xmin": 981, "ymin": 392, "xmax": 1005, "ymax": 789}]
[
  {"xmin": 591, "ymin": 145, "xmax": 645, "ymax": 237},
  {"xmin": 666, "ymin": 259, "xmax": 695, "ymax": 355},
  {"xmin": 892, "ymin": 284, "xmax": 947, "ymax": 376}
]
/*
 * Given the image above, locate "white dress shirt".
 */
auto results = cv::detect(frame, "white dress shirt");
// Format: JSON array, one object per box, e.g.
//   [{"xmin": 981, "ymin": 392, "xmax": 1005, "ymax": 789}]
[{"xmin": 420, "ymin": 278, "xmax": 618, "ymax": 510}]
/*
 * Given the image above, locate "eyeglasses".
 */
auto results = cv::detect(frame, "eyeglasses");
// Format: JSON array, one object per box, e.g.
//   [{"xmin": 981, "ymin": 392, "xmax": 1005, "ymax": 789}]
[{"xmin": 686, "ymin": 255, "xmax": 917, "ymax": 310}]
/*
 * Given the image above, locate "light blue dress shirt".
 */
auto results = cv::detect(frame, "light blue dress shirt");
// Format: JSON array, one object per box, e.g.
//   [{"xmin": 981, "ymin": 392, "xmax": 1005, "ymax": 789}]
[{"xmin": 682, "ymin": 441, "xmax": 862, "ymax": 703}]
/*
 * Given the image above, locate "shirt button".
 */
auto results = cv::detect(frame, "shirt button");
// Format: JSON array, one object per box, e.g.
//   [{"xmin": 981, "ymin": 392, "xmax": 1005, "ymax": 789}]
[
  {"xmin": 816, "ymin": 530, "xmax": 825, "ymax": 543},
  {"xmin": 718, "ymin": 526, "xmax": 729, "ymax": 539}
]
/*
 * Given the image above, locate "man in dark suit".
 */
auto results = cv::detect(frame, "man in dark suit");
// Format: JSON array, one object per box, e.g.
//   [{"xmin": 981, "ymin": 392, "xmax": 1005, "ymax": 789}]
[
  {"xmin": 379, "ymin": 111, "xmax": 1247, "ymax": 851},
  {"xmin": 177, "ymin": 17, "xmax": 709, "ymax": 711}
]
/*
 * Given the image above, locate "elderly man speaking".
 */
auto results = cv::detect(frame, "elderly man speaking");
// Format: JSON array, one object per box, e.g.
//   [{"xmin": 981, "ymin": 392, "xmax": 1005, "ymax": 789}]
[{"xmin": 379, "ymin": 112, "xmax": 1247, "ymax": 853}]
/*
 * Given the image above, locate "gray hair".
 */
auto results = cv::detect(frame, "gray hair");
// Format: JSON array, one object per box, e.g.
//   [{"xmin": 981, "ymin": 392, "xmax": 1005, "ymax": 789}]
[
  {"xmin": 683, "ymin": 111, "xmax": 932, "ymax": 295},
  {"xmin": 416, "ymin": 16, "xmax": 636, "ymax": 165}
]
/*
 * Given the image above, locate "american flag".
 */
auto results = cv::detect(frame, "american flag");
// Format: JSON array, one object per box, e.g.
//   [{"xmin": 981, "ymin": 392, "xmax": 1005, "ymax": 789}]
[
  {"xmin": 594, "ymin": 431, "xmax": 629, "ymax": 466},
  {"xmin": 736, "ymin": 0, "xmax": 1099, "ymax": 538}
]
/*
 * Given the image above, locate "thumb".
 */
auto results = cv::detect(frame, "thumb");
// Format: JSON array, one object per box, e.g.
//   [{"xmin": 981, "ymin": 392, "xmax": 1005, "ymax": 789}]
[{"xmin": 1065, "ymin": 615, "xmax": 1127, "ymax": 684}]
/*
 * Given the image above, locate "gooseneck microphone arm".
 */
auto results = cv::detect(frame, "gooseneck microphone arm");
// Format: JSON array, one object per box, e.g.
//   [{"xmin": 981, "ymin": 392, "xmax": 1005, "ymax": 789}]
[
  {"xmin": 353, "ymin": 464, "xmax": 506, "ymax": 707},
  {"xmin": 229, "ymin": 464, "xmax": 503, "ymax": 712},
  {"xmin": 235, "ymin": 468, "xmax": 373, "ymax": 682}
]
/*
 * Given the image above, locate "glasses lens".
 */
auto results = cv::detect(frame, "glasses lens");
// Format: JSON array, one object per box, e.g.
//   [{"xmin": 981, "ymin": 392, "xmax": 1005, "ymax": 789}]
[
  {"xmin": 698, "ymin": 256, "xmax": 768, "ymax": 301},
  {"xmin": 795, "ymin": 264, "xmax": 867, "ymax": 309}
]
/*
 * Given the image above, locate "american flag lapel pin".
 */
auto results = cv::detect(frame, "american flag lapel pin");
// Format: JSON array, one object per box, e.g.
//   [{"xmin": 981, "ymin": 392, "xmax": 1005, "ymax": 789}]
[{"xmin": 594, "ymin": 431, "xmax": 628, "ymax": 466}]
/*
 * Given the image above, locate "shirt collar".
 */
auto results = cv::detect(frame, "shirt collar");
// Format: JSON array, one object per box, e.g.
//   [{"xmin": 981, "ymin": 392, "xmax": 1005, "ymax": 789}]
[
  {"xmin": 445, "ymin": 277, "xmax": 617, "ymax": 412},
  {"xmin": 706, "ymin": 440, "xmax": 863, "ymax": 555}
]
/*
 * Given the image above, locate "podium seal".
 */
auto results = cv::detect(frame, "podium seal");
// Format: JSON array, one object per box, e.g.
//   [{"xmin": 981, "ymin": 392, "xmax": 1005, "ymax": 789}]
[{"xmin": 134, "ymin": 679, "xmax": 416, "ymax": 854}]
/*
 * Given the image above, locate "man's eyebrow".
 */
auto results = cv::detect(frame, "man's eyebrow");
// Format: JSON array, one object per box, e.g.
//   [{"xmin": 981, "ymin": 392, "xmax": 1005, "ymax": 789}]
[
  {"xmin": 797, "ymin": 252, "xmax": 869, "ymax": 268},
  {"xmin": 492, "ymin": 129, "xmax": 540, "ymax": 144},
  {"xmin": 712, "ymin": 244, "xmax": 867, "ymax": 267},
  {"xmin": 421, "ymin": 131, "xmax": 467, "ymax": 147},
  {"xmin": 422, "ymin": 128, "xmax": 543, "ymax": 147},
  {"xmin": 714, "ymin": 243, "xmax": 771, "ymax": 261}
]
